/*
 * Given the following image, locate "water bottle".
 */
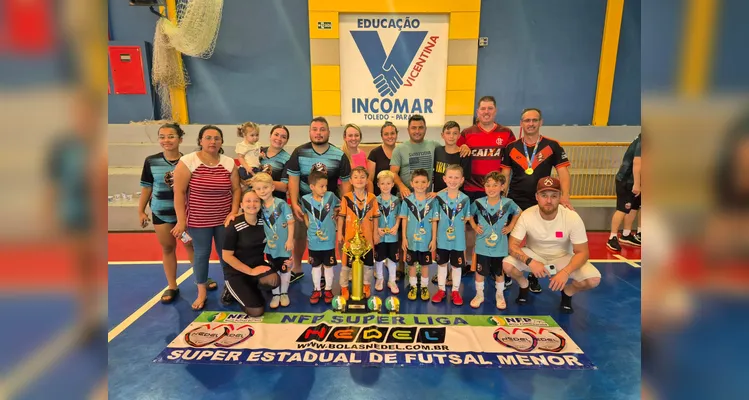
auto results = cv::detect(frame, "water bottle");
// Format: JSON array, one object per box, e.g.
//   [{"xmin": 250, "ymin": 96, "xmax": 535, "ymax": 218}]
[{"xmin": 180, "ymin": 232, "xmax": 192, "ymax": 243}]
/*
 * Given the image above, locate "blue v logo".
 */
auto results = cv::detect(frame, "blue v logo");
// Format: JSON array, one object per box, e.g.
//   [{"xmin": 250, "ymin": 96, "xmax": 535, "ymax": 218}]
[{"xmin": 350, "ymin": 31, "xmax": 428, "ymax": 96}]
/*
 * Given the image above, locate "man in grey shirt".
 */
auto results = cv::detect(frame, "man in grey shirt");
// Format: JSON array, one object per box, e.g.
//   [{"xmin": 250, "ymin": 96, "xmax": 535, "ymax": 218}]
[{"xmin": 390, "ymin": 114, "xmax": 469, "ymax": 196}]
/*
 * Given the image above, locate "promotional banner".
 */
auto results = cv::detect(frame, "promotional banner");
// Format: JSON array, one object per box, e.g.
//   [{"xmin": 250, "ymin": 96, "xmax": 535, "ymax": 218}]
[
  {"xmin": 154, "ymin": 311, "xmax": 595, "ymax": 370},
  {"xmin": 339, "ymin": 14, "xmax": 449, "ymax": 126}
]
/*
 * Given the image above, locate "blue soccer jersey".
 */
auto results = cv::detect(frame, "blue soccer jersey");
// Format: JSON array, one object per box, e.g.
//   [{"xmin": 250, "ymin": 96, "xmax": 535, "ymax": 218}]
[
  {"xmin": 261, "ymin": 198, "xmax": 295, "ymax": 258},
  {"xmin": 301, "ymin": 192, "xmax": 340, "ymax": 251},
  {"xmin": 471, "ymin": 196, "xmax": 520, "ymax": 257},
  {"xmin": 398, "ymin": 194, "xmax": 435, "ymax": 253},
  {"xmin": 433, "ymin": 191, "xmax": 471, "ymax": 251},
  {"xmin": 376, "ymin": 194, "xmax": 401, "ymax": 244},
  {"xmin": 140, "ymin": 152, "xmax": 182, "ymax": 223}
]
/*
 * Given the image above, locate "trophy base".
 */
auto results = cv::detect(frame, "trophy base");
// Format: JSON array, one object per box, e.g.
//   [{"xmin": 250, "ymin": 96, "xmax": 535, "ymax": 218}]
[{"xmin": 344, "ymin": 297, "xmax": 369, "ymax": 313}]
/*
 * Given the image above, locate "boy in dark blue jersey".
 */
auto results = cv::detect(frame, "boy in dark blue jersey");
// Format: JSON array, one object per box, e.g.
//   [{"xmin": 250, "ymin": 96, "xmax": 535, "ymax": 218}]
[
  {"xmin": 468, "ymin": 172, "xmax": 520, "ymax": 309},
  {"xmin": 399, "ymin": 169, "xmax": 436, "ymax": 301},
  {"xmin": 301, "ymin": 169, "xmax": 340, "ymax": 304}
]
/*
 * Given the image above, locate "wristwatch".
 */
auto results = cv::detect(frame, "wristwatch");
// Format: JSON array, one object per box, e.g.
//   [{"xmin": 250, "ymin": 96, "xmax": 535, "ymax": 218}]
[{"xmin": 524, "ymin": 257, "xmax": 532, "ymax": 266}]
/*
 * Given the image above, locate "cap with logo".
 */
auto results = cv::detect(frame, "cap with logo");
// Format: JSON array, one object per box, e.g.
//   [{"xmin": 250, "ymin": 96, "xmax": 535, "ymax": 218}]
[{"xmin": 536, "ymin": 176, "xmax": 561, "ymax": 193}]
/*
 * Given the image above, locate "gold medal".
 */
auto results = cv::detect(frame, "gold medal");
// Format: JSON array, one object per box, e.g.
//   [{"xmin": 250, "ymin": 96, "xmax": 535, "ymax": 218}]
[
  {"xmin": 446, "ymin": 227, "xmax": 454, "ymax": 234},
  {"xmin": 267, "ymin": 240, "xmax": 276, "ymax": 249},
  {"xmin": 485, "ymin": 238, "xmax": 497, "ymax": 247},
  {"xmin": 525, "ymin": 168, "xmax": 534, "ymax": 175},
  {"xmin": 383, "ymin": 227, "xmax": 390, "ymax": 235},
  {"xmin": 489, "ymin": 232, "xmax": 498, "ymax": 241},
  {"xmin": 419, "ymin": 227, "xmax": 426, "ymax": 235},
  {"xmin": 413, "ymin": 233, "xmax": 422, "ymax": 241},
  {"xmin": 272, "ymin": 234, "xmax": 279, "ymax": 241},
  {"xmin": 316, "ymin": 229, "xmax": 324, "ymax": 238}
]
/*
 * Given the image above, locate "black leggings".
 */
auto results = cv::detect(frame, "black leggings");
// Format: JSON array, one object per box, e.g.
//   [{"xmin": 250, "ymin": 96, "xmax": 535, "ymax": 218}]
[{"xmin": 225, "ymin": 270, "xmax": 280, "ymax": 317}]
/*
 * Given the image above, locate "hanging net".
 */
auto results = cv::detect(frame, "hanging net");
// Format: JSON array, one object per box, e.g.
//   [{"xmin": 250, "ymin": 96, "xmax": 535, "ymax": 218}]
[{"xmin": 152, "ymin": 0, "xmax": 224, "ymax": 120}]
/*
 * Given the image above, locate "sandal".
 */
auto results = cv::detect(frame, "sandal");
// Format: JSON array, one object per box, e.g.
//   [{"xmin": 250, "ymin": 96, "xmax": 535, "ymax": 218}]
[
  {"xmin": 206, "ymin": 278, "xmax": 218, "ymax": 291},
  {"xmin": 192, "ymin": 297, "xmax": 206, "ymax": 311},
  {"xmin": 161, "ymin": 288, "xmax": 180, "ymax": 304}
]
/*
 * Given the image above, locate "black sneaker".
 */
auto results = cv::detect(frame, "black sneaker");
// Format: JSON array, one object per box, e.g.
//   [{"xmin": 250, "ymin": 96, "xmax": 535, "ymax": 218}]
[
  {"xmin": 396, "ymin": 270, "xmax": 404, "ymax": 281},
  {"xmin": 220, "ymin": 286, "xmax": 235, "ymax": 306},
  {"xmin": 606, "ymin": 236, "xmax": 622, "ymax": 251},
  {"xmin": 504, "ymin": 274, "xmax": 512, "ymax": 289},
  {"xmin": 635, "ymin": 232, "xmax": 641, "ymax": 243},
  {"xmin": 620, "ymin": 233, "xmax": 641, "ymax": 247},
  {"xmin": 515, "ymin": 286, "xmax": 529, "ymax": 305},
  {"xmin": 289, "ymin": 271, "xmax": 305, "ymax": 284},
  {"xmin": 431, "ymin": 272, "xmax": 452, "ymax": 286},
  {"xmin": 528, "ymin": 274, "xmax": 542, "ymax": 293},
  {"xmin": 560, "ymin": 290, "xmax": 574, "ymax": 314}
]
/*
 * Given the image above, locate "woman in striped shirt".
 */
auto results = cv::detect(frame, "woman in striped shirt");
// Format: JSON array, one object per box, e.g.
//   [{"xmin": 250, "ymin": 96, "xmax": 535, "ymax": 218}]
[{"xmin": 172, "ymin": 125, "xmax": 241, "ymax": 310}]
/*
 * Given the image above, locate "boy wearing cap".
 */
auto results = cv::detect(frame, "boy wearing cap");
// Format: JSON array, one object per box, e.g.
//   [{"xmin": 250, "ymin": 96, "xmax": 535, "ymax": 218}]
[{"xmin": 503, "ymin": 176, "xmax": 601, "ymax": 313}]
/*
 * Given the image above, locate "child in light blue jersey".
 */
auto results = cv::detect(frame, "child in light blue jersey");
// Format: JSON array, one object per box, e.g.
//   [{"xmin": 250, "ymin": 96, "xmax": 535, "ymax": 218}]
[
  {"xmin": 431, "ymin": 165, "xmax": 472, "ymax": 306},
  {"xmin": 398, "ymin": 169, "xmax": 436, "ymax": 302},
  {"xmin": 468, "ymin": 171, "xmax": 520, "ymax": 309},
  {"xmin": 374, "ymin": 170, "xmax": 402, "ymax": 294},
  {"xmin": 301, "ymin": 169, "xmax": 340, "ymax": 304},
  {"xmin": 252, "ymin": 172, "xmax": 295, "ymax": 309}
]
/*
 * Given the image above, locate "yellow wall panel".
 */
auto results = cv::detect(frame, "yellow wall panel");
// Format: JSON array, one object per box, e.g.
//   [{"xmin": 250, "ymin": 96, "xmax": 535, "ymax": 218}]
[
  {"xmin": 591, "ymin": 0, "xmax": 624, "ymax": 126},
  {"xmin": 309, "ymin": 11, "xmax": 339, "ymax": 39},
  {"xmin": 449, "ymin": 12, "xmax": 480, "ymax": 39},
  {"xmin": 446, "ymin": 66, "xmax": 477, "ymax": 91},
  {"xmin": 311, "ymin": 65, "xmax": 340, "ymax": 91},
  {"xmin": 309, "ymin": 0, "xmax": 480, "ymax": 13},
  {"xmin": 312, "ymin": 91, "xmax": 341, "ymax": 116},
  {"xmin": 445, "ymin": 90, "xmax": 475, "ymax": 115}
]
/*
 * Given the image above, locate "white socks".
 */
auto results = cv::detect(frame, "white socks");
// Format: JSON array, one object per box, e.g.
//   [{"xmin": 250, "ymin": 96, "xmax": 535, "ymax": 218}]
[
  {"xmin": 421, "ymin": 276, "xmax": 429, "ymax": 287},
  {"xmin": 623, "ymin": 229, "xmax": 631, "ymax": 236},
  {"xmin": 495, "ymin": 280, "xmax": 504, "ymax": 293},
  {"xmin": 364, "ymin": 266, "xmax": 374, "ymax": 286},
  {"xmin": 409, "ymin": 276, "xmax": 417, "ymax": 287},
  {"xmin": 280, "ymin": 272, "xmax": 290, "ymax": 294},
  {"xmin": 387, "ymin": 260, "xmax": 397, "ymax": 282},
  {"xmin": 324, "ymin": 267, "xmax": 334, "ymax": 290},
  {"xmin": 475, "ymin": 280, "xmax": 484, "ymax": 296},
  {"xmin": 375, "ymin": 261, "xmax": 384, "ymax": 281},
  {"xmin": 610, "ymin": 233, "xmax": 617, "ymax": 239},
  {"xmin": 438, "ymin": 264, "xmax": 448, "ymax": 290},
  {"xmin": 312, "ymin": 267, "xmax": 322, "ymax": 291},
  {"xmin": 340, "ymin": 266, "xmax": 350, "ymax": 288},
  {"xmin": 451, "ymin": 267, "xmax": 461, "ymax": 291}
]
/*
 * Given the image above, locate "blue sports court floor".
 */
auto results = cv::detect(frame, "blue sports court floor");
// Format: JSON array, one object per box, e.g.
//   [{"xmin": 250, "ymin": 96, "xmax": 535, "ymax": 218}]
[{"xmin": 107, "ymin": 260, "xmax": 641, "ymax": 400}]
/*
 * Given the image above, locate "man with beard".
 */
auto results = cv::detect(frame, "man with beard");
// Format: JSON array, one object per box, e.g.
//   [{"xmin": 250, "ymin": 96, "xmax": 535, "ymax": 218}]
[
  {"xmin": 285, "ymin": 117, "xmax": 352, "ymax": 283},
  {"xmin": 503, "ymin": 177, "xmax": 600, "ymax": 313},
  {"xmin": 457, "ymin": 95, "xmax": 516, "ymax": 281},
  {"xmin": 501, "ymin": 108, "xmax": 573, "ymax": 293}
]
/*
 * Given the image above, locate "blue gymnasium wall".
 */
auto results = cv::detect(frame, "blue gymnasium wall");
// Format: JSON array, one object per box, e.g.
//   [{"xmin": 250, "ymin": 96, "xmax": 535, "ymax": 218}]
[{"xmin": 107, "ymin": 0, "xmax": 642, "ymax": 125}]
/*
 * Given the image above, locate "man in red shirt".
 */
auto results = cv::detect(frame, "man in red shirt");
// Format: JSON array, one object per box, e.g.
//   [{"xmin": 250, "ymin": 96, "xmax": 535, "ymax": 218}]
[{"xmin": 457, "ymin": 96, "xmax": 516, "ymax": 283}]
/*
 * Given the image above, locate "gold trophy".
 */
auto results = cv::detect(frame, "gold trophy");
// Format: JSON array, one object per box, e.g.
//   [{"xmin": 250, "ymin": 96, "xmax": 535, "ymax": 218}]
[{"xmin": 340, "ymin": 218, "xmax": 371, "ymax": 313}]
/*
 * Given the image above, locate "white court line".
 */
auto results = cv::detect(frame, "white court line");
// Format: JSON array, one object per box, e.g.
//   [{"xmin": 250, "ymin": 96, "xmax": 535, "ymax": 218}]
[
  {"xmin": 613, "ymin": 254, "xmax": 641, "ymax": 268},
  {"xmin": 109, "ymin": 258, "xmax": 640, "ymax": 265},
  {"xmin": 0, "ymin": 324, "xmax": 81, "ymax": 399},
  {"xmin": 107, "ymin": 268, "xmax": 194, "ymax": 342}
]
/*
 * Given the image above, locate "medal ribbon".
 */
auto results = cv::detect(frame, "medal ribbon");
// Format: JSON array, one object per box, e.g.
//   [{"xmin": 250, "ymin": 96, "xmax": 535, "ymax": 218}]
[{"xmin": 522, "ymin": 135, "xmax": 542, "ymax": 170}]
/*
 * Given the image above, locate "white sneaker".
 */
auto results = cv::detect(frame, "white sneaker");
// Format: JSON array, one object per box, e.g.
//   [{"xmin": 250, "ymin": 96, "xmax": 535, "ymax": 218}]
[
  {"xmin": 496, "ymin": 292, "xmax": 507, "ymax": 310},
  {"xmin": 470, "ymin": 294, "xmax": 484, "ymax": 309},
  {"xmin": 388, "ymin": 281, "xmax": 400, "ymax": 294},
  {"xmin": 270, "ymin": 295, "xmax": 281, "ymax": 309},
  {"xmin": 375, "ymin": 278, "xmax": 384, "ymax": 291},
  {"xmin": 280, "ymin": 294, "xmax": 290, "ymax": 307}
]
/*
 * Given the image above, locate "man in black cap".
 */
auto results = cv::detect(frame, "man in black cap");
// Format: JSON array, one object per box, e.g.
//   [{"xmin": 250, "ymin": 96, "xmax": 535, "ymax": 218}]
[{"xmin": 503, "ymin": 177, "xmax": 601, "ymax": 313}]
